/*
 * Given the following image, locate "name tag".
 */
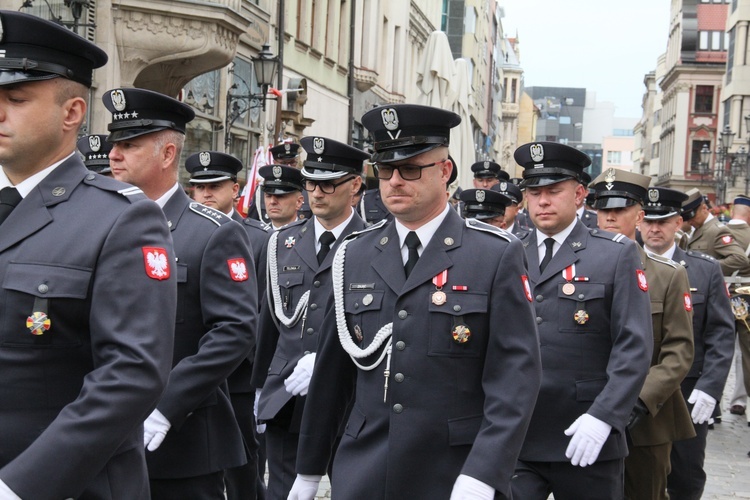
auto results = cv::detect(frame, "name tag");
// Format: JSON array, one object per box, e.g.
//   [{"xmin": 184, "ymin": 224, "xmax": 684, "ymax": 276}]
[
  {"xmin": 283, "ymin": 266, "xmax": 301, "ymax": 271},
  {"xmin": 350, "ymin": 283, "xmax": 376, "ymax": 290}
]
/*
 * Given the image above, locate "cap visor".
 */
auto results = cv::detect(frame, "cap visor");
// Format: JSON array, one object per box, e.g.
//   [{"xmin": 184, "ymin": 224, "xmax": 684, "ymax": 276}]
[
  {"xmin": 371, "ymin": 144, "xmax": 440, "ymax": 164},
  {"xmin": 643, "ymin": 210, "xmax": 679, "ymax": 221},
  {"xmin": 189, "ymin": 175, "xmax": 232, "ymax": 184},
  {"xmin": 301, "ymin": 167, "xmax": 349, "ymax": 180},
  {"xmin": 592, "ymin": 197, "xmax": 638, "ymax": 210},
  {"xmin": 107, "ymin": 126, "xmax": 169, "ymax": 143},
  {"xmin": 0, "ymin": 70, "xmax": 58, "ymax": 87},
  {"xmin": 520, "ymin": 175, "xmax": 576, "ymax": 188}
]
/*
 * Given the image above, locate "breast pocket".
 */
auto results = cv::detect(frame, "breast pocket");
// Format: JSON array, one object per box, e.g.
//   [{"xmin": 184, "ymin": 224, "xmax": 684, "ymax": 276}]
[
  {"xmin": 428, "ymin": 292, "xmax": 488, "ymax": 357},
  {"xmin": 278, "ymin": 271, "xmax": 306, "ymax": 313},
  {"xmin": 344, "ymin": 290, "xmax": 385, "ymax": 343},
  {"xmin": 558, "ymin": 282, "xmax": 606, "ymax": 333},
  {"xmin": 2, "ymin": 262, "xmax": 92, "ymax": 348}
]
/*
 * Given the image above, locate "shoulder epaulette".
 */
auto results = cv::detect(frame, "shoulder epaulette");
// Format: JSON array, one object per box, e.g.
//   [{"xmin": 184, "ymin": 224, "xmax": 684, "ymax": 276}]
[
  {"xmin": 189, "ymin": 202, "xmax": 230, "ymax": 227},
  {"xmin": 589, "ymin": 228, "xmax": 627, "ymax": 244},
  {"xmin": 344, "ymin": 218, "xmax": 388, "ymax": 241},
  {"xmin": 82, "ymin": 172, "xmax": 146, "ymax": 203},
  {"xmin": 686, "ymin": 249, "xmax": 717, "ymax": 262},
  {"xmin": 646, "ymin": 251, "xmax": 679, "ymax": 269},
  {"xmin": 279, "ymin": 219, "xmax": 307, "ymax": 231},
  {"xmin": 466, "ymin": 218, "xmax": 511, "ymax": 242},
  {"xmin": 243, "ymin": 217, "xmax": 271, "ymax": 232}
]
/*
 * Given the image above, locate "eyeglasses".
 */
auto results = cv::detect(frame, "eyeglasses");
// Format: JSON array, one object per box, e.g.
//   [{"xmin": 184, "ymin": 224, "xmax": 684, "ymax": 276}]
[
  {"xmin": 374, "ymin": 159, "xmax": 447, "ymax": 181},
  {"xmin": 303, "ymin": 176, "xmax": 355, "ymax": 194}
]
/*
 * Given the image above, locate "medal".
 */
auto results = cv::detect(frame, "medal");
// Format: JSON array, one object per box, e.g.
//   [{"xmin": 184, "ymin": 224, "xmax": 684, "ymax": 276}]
[
  {"xmin": 26, "ymin": 311, "xmax": 51, "ymax": 336},
  {"xmin": 432, "ymin": 290, "xmax": 447, "ymax": 305},
  {"xmin": 353, "ymin": 324, "xmax": 363, "ymax": 342},
  {"xmin": 562, "ymin": 265, "xmax": 576, "ymax": 295},
  {"xmin": 452, "ymin": 324, "xmax": 471, "ymax": 343},
  {"xmin": 574, "ymin": 310, "xmax": 589, "ymax": 325},
  {"xmin": 432, "ymin": 269, "xmax": 448, "ymax": 306},
  {"xmin": 562, "ymin": 283, "xmax": 575, "ymax": 295}
]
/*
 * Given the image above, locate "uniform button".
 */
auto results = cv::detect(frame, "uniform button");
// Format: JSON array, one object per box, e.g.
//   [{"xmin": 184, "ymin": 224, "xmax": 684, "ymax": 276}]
[
  {"xmin": 285, "ymin": 280, "xmax": 290, "ymax": 286},
  {"xmin": 393, "ymin": 404, "xmax": 403, "ymax": 413},
  {"xmin": 578, "ymin": 293, "xmax": 585, "ymax": 300},
  {"xmin": 313, "ymin": 280, "xmax": 321, "ymax": 287},
  {"xmin": 85, "ymin": 173, "xmax": 95, "ymax": 181},
  {"xmin": 453, "ymin": 305, "xmax": 461, "ymax": 312},
  {"xmin": 354, "ymin": 302, "xmax": 359, "ymax": 309},
  {"xmin": 38, "ymin": 284, "xmax": 49, "ymax": 294},
  {"xmin": 394, "ymin": 373, "xmax": 404, "ymax": 382},
  {"xmin": 306, "ymin": 328, "xmax": 314, "ymax": 335},
  {"xmin": 398, "ymin": 310, "xmax": 408, "ymax": 319},
  {"xmin": 536, "ymin": 317, "xmax": 543, "ymax": 325},
  {"xmin": 310, "ymin": 303, "xmax": 318, "ymax": 310},
  {"xmin": 536, "ymin": 295, "xmax": 543, "ymax": 302},
  {"xmin": 304, "ymin": 350, "xmax": 311, "ymax": 355},
  {"xmin": 395, "ymin": 341, "xmax": 406, "ymax": 351}
]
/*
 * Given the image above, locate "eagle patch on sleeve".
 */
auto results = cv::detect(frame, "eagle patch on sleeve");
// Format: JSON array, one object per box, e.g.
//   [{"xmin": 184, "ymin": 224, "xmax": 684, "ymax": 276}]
[
  {"xmin": 143, "ymin": 247, "xmax": 171, "ymax": 280},
  {"xmin": 636, "ymin": 269, "xmax": 648, "ymax": 292},
  {"xmin": 228, "ymin": 258, "xmax": 249, "ymax": 282},
  {"xmin": 721, "ymin": 235, "xmax": 734, "ymax": 245}
]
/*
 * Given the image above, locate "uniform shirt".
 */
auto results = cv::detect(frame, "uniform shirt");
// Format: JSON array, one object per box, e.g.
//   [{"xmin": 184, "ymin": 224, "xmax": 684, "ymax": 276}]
[
  {"xmin": 395, "ymin": 203, "xmax": 450, "ymax": 263},
  {"xmin": 314, "ymin": 208, "xmax": 355, "ymax": 253},
  {"xmin": 0, "ymin": 154, "xmax": 68, "ymax": 196},
  {"xmin": 535, "ymin": 218, "xmax": 577, "ymax": 264}
]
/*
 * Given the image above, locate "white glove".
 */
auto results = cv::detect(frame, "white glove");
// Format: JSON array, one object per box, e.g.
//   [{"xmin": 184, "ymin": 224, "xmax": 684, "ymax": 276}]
[
  {"xmin": 287, "ymin": 474, "xmax": 322, "ymax": 500},
  {"xmin": 284, "ymin": 352, "xmax": 317, "ymax": 396},
  {"xmin": 0, "ymin": 479, "xmax": 21, "ymax": 500},
  {"xmin": 450, "ymin": 474, "xmax": 495, "ymax": 500},
  {"xmin": 254, "ymin": 389, "xmax": 266, "ymax": 434},
  {"xmin": 564, "ymin": 413, "xmax": 612, "ymax": 467},
  {"xmin": 143, "ymin": 408, "xmax": 171, "ymax": 452},
  {"xmin": 688, "ymin": 389, "xmax": 716, "ymax": 424}
]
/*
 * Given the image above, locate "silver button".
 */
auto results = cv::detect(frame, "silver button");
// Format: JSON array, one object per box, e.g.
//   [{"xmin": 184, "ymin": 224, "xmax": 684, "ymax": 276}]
[
  {"xmin": 395, "ymin": 341, "xmax": 406, "ymax": 351},
  {"xmin": 536, "ymin": 317, "xmax": 543, "ymax": 325},
  {"xmin": 354, "ymin": 302, "xmax": 359, "ymax": 309},
  {"xmin": 395, "ymin": 373, "xmax": 404, "ymax": 382},
  {"xmin": 313, "ymin": 281, "xmax": 321, "ymax": 287},
  {"xmin": 453, "ymin": 305, "xmax": 461, "ymax": 312},
  {"xmin": 578, "ymin": 294, "xmax": 585, "ymax": 300},
  {"xmin": 38, "ymin": 284, "xmax": 49, "ymax": 294},
  {"xmin": 393, "ymin": 404, "xmax": 403, "ymax": 413},
  {"xmin": 536, "ymin": 295, "xmax": 543, "ymax": 302},
  {"xmin": 306, "ymin": 328, "xmax": 314, "ymax": 335},
  {"xmin": 85, "ymin": 173, "xmax": 95, "ymax": 181},
  {"xmin": 398, "ymin": 310, "xmax": 408, "ymax": 319},
  {"xmin": 310, "ymin": 303, "xmax": 318, "ymax": 310},
  {"xmin": 304, "ymin": 350, "xmax": 311, "ymax": 355}
]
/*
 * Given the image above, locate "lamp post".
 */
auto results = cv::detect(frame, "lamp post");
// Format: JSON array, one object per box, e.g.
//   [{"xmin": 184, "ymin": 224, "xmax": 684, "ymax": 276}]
[{"xmin": 224, "ymin": 43, "xmax": 279, "ymax": 151}]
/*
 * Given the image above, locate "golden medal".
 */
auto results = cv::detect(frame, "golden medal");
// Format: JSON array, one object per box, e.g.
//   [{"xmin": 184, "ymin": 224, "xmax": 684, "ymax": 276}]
[
  {"xmin": 574, "ymin": 310, "xmax": 589, "ymax": 325},
  {"xmin": 452, "ymin": 324, "xmax": 471, "ymax": 343}
]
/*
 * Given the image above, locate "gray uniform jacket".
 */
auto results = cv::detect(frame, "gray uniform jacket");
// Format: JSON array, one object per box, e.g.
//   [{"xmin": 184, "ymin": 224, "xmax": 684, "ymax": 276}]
[
  {"xmin": 0, "ymin": 158, "xmax": 175, "ymax": 499},
  {"xmin": 146, "ymin": 189, "xmax": 257, "ymax": 479},
  {"xmin": 579, "ymin": 208, "xmax": 598, "ymax": 229},
  {"xmin": 297, "ymin": 209, "xmax": 542, "ymax": 499},
  {"xmin": 252, "ymin": 213, "xmax": 366, "ymax": 430},
  {"xmin": 519, "ymin": 222, "xmax": 653, "ymax": 462},
  {"xmin": 673, "ymin": 247, "xmax": 734, "ymax": 400}
]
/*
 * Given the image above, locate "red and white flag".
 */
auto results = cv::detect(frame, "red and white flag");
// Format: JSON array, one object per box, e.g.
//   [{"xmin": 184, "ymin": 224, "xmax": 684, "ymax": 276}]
[{"xmin": 237, "ymin": 146, "xmax": 267, "ymax": 218}]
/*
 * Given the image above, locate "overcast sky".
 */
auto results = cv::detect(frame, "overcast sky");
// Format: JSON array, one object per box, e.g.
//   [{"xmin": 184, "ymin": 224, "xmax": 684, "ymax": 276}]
[{"xmin": 501, "ymin": 0, "xmax": 672, "ymax": 119}]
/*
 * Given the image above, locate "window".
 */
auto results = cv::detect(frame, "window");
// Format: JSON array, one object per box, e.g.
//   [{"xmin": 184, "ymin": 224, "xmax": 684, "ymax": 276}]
[
  {"xmin": 653, "ymin": 109, "xmax": 661, "ymax": 126},
  {"xmin": 560, "ymin": 116, "xmax": 571, "ymax": 125},
  {"xmin": 607, "ymin": 151, "xmax": 622, "ymax": 164},
  {"xmin": 699, "ymin": 31, "xmax": 728, "ymax": 51},
  {"xmin": 651, "ymin": 142, "xmax": 660, "ymax": 158},
  {"xmin": 695, "ymin": 85, "xmax": 714, "ymax": 113},
  {"xmin": 511, "ymin": 78, "xmax": 517, "ymax": 103},
  {"xmin": 464, "ymin": 6, "xmax": 476, "ymax": 34}
]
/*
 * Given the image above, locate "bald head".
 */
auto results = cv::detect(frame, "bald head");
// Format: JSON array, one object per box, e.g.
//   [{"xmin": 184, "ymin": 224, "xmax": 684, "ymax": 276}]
[{"xmin": 732, "ymin": 202, "xmax": 750, "ymax": 223}]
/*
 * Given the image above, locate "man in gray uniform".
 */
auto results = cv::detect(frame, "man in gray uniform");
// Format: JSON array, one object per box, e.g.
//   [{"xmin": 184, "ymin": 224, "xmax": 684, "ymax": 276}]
[
  {"xmin": 291, "ymin": 104, "xmax": 542, "ymax": 500},
  {"xmin": 492, "ymin": 181, "xmax": 531, "ymax": 239},
  {"xmin": 77, "ymin": 134, "xmax": 114, "ymax": 176},
  {"xmin": 187, "ymin": 151, "xmax": 270, "ymax": 500},
  {"xmin": 105, "ymin": 87, "xmax": 257, "ymax": 499},
  {"xmin": 640, "ymin": 187, "xmax": 734, "ymax": 499},
  {"xmin": 252, "ymin": 137, "xmax": 369, "ymax": 499},
  {"xmin": 511, "ymin": 142, "xmax": 653, "ymax": 500},
  {"xmin": 0, "ymin": 11, "xmax": 176, "ymax": 499}
]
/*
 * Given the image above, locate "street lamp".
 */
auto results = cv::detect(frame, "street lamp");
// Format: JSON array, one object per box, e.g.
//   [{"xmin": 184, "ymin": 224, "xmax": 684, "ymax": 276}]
[
  {"xmin": 703, "ymin": 125, "xmax": 747, "ymax": 204},
  {"xmin": 224, "ymin": 43, "xmax": 279, "ymax": 151}
]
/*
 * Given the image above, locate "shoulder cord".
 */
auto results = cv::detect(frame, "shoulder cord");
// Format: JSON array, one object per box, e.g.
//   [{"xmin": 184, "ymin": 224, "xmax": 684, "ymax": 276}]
[
  {"xmin": 332, "ymin": 237, "xmax": 393, "ymax": 371},
  {"xmin": 268, "ymin": 230, "xmax": 310, "ymax": 328}
]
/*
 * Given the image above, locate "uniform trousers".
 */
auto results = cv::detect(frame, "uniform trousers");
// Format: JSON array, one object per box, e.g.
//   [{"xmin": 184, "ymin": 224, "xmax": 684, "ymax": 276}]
[
  {"xmin": 511, "ymin": 459, "xmax": 624, "ymax": 500},
  {"xmin": 624, "ymin": 437, "xmax": 671, "ymax": 500},
  {"xmin": 667, "ymin": 378, "xmax": 709, "ymax": 500},
  {"xmin": 264, "ymin": 401, "xmax": 299, "ymax": 500},
  {"xmin": 735, "ymin": 321, "xmax": 750, "ymax": 400},
  {"xmin": 225, "ymin": 392, "xmax": 263, "ymax": 500},
  {"xmin": 150, "ymin": 471, "xmax": 225, "ymax": 500},
  {"xmin": 730, "ymin": 336, "xmax": 748, "ymax": 408}
]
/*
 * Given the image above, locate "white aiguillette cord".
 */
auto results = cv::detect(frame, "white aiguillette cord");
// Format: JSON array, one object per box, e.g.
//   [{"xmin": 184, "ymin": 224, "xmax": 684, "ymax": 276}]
[
  {"xmin": 268, "ymin": 231, "xmax": 310, "ymax": 328},
  {"xmin": 332, "ymin": 238, "xmax": 394, "ymax": 401}
]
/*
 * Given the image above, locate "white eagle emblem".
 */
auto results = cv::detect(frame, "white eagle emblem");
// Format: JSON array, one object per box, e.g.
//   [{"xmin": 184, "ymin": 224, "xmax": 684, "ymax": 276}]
[
  {"xmin": 111, "ymin": 89, "xmax": 126, "ymax": 112},
  {"xmin": 648, "ymin": 189, "xmax": 659, "ymax": 203},
  {"xmin": 273, "ymin": 166, "xmax": 282, "ymax": 178},
  {"xmin": 313, "ymin": 137, "xmax": 325, "ymax": 155},
  {"xmin": 142, "ymin": 247, "xmax": 170, "ymax": 280},
  {"xmin": 530, "ymin": 143, "xmax": 544, "ymax": 163},
  {"xmin": 199, "ymin": 151, "xmax": 211, "ymax": 167},
  {"xmin": 381, "ymin": 108, "xmax": 399, "ymax": 131},
  {"xmin": 88, "ymin": 135, "xmax": 101, "ymax": 152},
  {"xmin": 476, "ymin": 190, "xmax": 486, "ymax": 203},
  {"xmin": 500, "ymin": 182, "xmax": 507, "ymax": 191},
  {"xmin": 228, "ymin": 258, "xmax": 249, "ymax": 282},
  {"xmin": 484, "ymin": 161, "xmax": 490, "ymax": 170}
]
